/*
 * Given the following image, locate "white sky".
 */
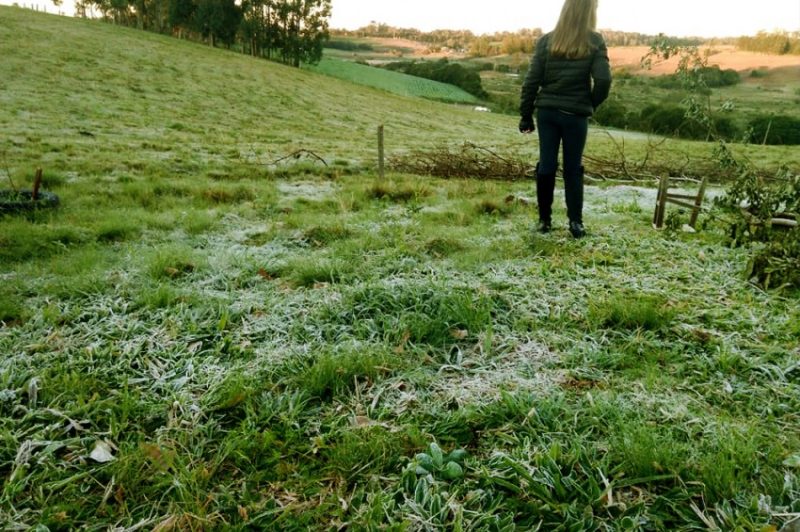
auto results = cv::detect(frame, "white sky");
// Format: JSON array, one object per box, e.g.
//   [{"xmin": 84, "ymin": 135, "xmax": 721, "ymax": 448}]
[
  {"xmin": 330, "ymin": 0, "xmax": 800, "ymax": 37},
  {"xmin": 4, "ymin": 0, "xmax": 800, "ymax": 38}
]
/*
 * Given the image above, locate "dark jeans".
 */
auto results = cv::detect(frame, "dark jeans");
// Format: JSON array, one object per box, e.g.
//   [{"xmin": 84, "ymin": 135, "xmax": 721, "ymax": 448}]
[
  {"xmin": 537, "ymin": 107, "xmax": 588, "ymax": 176},
  {"xmin": 536, "ymin": 107, "xmax": 588, "ymax": 223}
]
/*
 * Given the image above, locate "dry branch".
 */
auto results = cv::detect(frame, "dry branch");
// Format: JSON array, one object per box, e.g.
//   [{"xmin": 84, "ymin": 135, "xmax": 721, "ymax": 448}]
[{"xmin": 269, "ymin": 149, "xmax": 328, "ymax": 167}]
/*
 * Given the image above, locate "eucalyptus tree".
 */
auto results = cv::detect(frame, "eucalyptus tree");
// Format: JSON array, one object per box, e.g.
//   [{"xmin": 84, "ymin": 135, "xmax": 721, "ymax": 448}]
[{"xmin": 240, "ymin": 0, "xmax": 330, "ymax": 65}]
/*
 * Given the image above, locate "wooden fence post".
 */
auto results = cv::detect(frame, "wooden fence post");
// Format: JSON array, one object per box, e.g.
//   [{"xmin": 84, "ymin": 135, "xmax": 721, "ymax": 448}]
[
  {"xmin": 32, "ymin": 168, "xmax": 43, "ymax": 201},
  {"xmin": 378, "ymin": 124, "xmax": 385, "ymax": 180}
]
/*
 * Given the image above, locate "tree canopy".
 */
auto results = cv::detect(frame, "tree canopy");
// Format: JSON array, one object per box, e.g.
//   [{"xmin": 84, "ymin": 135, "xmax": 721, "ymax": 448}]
[{"xmin": 82, "ymin": 0, "xmax": 331, "ymax": 66}]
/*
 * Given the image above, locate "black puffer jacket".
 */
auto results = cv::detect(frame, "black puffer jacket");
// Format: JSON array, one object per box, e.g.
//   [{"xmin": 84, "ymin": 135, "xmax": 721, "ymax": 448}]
[{"xmin": 520, "ymin": 31, "xmax": 611, "ymax": 118}]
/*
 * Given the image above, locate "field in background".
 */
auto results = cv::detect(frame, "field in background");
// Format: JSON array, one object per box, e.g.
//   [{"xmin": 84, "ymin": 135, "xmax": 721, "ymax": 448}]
[
  {"xmin": 1, "ymin": 7, "xmax": 799, "ymax": 530},
  {"xmin": 306, "ymin": 57, "xmax": 480, "ymax": 104},
  {"xmin": 608, "ymin": 45, "xmax": 800, "ymax": 75},
  {"xmin": 325, "ymin": 36, "xmax": 800, "ymax": 73},
  {"xmin": 323, "ymin": 36, "xmax": 800, "ymax": 132}
]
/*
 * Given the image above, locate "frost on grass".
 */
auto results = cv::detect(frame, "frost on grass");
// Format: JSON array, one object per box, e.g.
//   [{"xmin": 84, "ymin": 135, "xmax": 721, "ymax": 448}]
[
  {"xmin": 370, "ymin": 338, "xmax": 563, "ymax": 418},
  {"xmin": 277, "ymin": 180, "xmax": 337, "ymax": 201},
  {"xmin": 430, "ymin": 340, "xmax": 563, "ymax": 407}
]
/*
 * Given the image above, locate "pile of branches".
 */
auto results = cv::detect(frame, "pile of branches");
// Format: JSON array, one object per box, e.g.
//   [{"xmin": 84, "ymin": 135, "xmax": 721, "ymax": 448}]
[
  {"xmin": 389, "ymin": 142, "xmax": 530, "ymax": 180},
  {"xmin": 583, "ymin": 134, "xmax": 732, "ymax": 183},
  {"xmin": 387, "ymin": 138, "xmax": 721, "ymax": 185}
]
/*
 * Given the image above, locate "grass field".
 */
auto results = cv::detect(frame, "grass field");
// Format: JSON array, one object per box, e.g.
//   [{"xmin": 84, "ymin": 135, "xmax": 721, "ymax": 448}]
[
  {"xmin": 1, "ymin": 7, "xmax": 800, "ymax": 530},
  {"xmin": 307, "ymin": 57, "xmax": 480, "ymax": 104}
]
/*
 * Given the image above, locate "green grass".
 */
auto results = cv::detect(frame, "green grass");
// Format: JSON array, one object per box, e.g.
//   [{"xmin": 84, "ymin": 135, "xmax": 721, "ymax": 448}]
[
  {"xmin": 307, "ymin": 57, "xmax": 480, "ymax": 104},
  {"xmin": 1, "ymin": 6, "xmax": 800, "ymax": 530}
]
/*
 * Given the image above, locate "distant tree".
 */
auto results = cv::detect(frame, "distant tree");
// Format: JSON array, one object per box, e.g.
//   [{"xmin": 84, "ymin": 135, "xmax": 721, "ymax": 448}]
[
  {"xmin": 168, "ymin": 0, "xmax": 194, "ymax": 37},
  {"xmin": 738, "ymin": 31, "xmax": 800, "ymax": 55},
  {"xmin": 268, "ymin": 0, "xmax": 330, "ymax": 66},
  {"xmin": 193, "ymin": 0, "xmax": 241, "ymax": 47}
]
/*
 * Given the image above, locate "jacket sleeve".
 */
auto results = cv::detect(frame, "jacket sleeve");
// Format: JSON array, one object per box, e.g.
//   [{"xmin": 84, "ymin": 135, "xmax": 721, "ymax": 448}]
[
  {"xmin": 520, "ymin": 36, "xmax": 548, "ymax": 119},
  {"xmin": 590, "ymin": 37, "xmax": 612, "ymax": 110}
]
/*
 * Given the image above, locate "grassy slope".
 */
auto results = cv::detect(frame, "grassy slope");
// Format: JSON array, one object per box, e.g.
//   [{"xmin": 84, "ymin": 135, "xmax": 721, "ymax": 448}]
[
  {"xmin": 0, "ymin": 8, "xmax": 493, "ymax": 181},
  {"xmin": 1, "ymin": 7, "xmax": 800, "ymax": 530}
]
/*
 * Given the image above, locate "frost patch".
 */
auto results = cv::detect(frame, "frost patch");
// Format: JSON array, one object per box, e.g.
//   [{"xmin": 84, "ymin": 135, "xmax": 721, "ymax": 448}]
[
  {"xmin": 373, "ymin": 339, "xmax": 564, "ymax": 416},
  {"xmin": 277, "ymin": 181, "xmax": 337, "ymax": 201}
]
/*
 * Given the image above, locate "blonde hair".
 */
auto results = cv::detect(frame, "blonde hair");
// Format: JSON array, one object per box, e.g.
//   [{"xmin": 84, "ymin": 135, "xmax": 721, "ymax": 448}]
[{"xmin": 550, "ymin": 0, "xmax": 598, "ymax": 58}]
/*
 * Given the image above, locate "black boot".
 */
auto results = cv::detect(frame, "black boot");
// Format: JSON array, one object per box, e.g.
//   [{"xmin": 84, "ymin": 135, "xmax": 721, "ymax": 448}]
[
  {"xmin": 565, "ymin": 166, "xmax": 585, "ymax": 238},
  {"xmin": 535, "ymin": 163, "xmax": 556, "ymax": 233}
]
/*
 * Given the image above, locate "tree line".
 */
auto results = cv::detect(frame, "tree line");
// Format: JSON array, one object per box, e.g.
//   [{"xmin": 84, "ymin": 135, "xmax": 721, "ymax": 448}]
[
  {"xmin": 77, "ymin": 0, "xmax": 331, "ymax": 66},
  {"xmin": 333, "ymin": 24, "xmax": 707, "ymax": 57},
  {"xmin": 737, "ymin": 31, "xmax": 800, "ymax": 55}
]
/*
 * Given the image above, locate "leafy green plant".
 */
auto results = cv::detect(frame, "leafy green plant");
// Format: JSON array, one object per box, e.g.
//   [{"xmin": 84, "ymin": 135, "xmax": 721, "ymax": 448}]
[
  {"xmin": 412, "ymin": 442, "xmax": 467, "ymax": 481},
  {"xmin": 641, "ymin": 39, "xmax": 737, "ymax": 141},
  {"xmin": 714, "ymin": 145, "xmax": 800, "ymax": 289}
]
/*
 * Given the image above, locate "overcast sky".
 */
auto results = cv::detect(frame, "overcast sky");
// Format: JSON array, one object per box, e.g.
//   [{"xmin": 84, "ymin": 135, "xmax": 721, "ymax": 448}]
[{"xmin": 4, "ymin": 0, "xmax": 799, "ymax": 38}]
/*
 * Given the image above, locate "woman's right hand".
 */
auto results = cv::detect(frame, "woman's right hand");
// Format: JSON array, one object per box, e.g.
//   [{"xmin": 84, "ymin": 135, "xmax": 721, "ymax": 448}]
[{"xmin": 519, "ymin": 117, "xmax": 535, "ymax": 133}]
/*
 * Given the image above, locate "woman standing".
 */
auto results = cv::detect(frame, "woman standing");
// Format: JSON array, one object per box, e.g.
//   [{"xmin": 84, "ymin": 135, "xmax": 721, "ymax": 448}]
[{"xmin": 519, "ymin": 0, "xmax": 612, "ymax": 238}]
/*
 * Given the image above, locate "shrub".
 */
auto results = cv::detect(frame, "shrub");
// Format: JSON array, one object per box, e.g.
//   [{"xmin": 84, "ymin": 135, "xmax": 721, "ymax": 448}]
[
  {"xmin": 715, "ymin": 147, "xmax": 800, "ymax": 289},
  {"xmin": 652, "ymin": 66, "xmax": 739, "ymax": 89},
  {"xmin": 638, "ymin": 104, "xmax": 706, "ymax": 138},
  {"xmin": 635, "ymin": 103, "xmax": 739, "ymax": 141},
  {"xmin": 747, "ymin": 115, "xmax": 800, "ymax": 145},
  {"xmin": 710, "ymin": 116, "xmax": 743, "ymax": 142},
  {"xmin": 382, "ymin": 59, "xmax": 488, "ymax": 98},
  {"xmin": 325, "ymin": 40, "xmax": 374, "ymax": 52},
  {"xmin": 701, "ymin": 66, "xmax": 740, "ymax": 87},
  {"xmin": 593, "ymin": 98, "xmax": 629, "ymax": 129}
]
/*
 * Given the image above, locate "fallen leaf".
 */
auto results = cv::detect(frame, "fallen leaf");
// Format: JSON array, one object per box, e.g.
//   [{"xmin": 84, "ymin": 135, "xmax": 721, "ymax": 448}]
[
  {"xmin": 394, "ymin": 331, "xmax": 411, "ymax": 354},
  {"xmin": 450, "ymin": 329, "xmax": 468, "ymax": 340},
  {"xmin": 90, "ymin": 441, "xmax": 115, "ymax": 463},
  {"xmin": 783, "ymin": 454, "xmax": 800, "ymax": 468},
  {"xmin": 352, "ymin": 415, "xmax": 373, "ymax": 428}
]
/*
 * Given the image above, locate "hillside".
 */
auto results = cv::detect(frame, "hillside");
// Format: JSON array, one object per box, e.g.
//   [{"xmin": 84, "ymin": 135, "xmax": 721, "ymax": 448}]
[
  {"xmin": 1, "ymin": 8, "xmax": 799, "ymax": 530},
  {"xmin": 0, "ymin": 6, "xmax": 508, "ymax": 179}
]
